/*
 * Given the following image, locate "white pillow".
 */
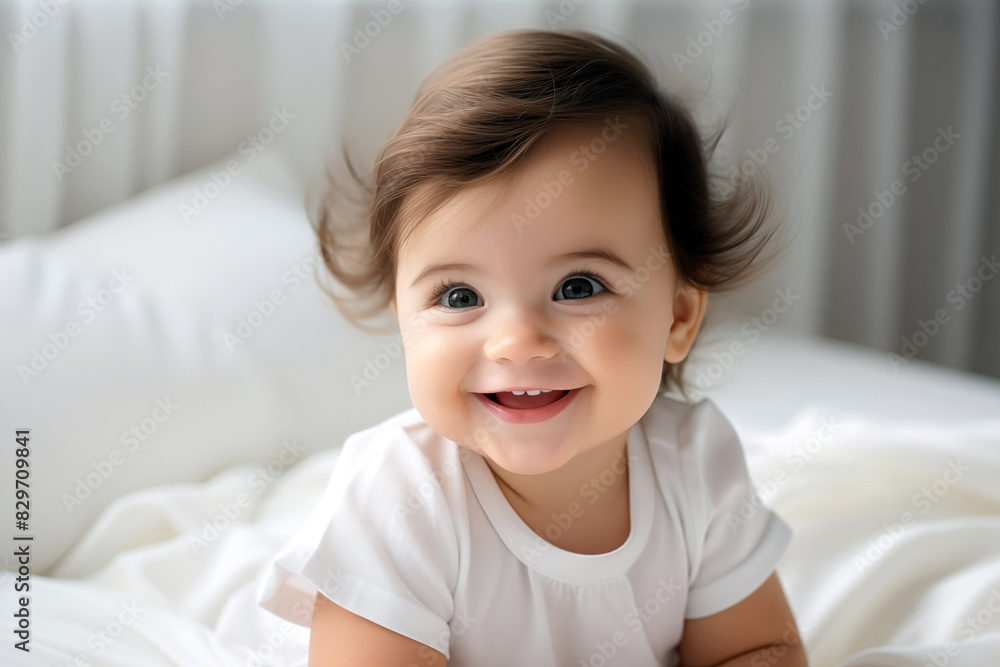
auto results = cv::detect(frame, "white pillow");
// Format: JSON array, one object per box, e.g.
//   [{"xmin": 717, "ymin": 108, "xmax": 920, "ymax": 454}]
[{"xmin": 0, "ymin": 150, "xmax": 412, "ymax": 573}]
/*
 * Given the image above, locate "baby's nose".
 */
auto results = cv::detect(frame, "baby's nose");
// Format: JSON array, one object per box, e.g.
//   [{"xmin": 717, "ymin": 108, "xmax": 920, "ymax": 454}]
[{"xmin": 482, "ymin": 309, "xmax": 560, "ymax": 364}]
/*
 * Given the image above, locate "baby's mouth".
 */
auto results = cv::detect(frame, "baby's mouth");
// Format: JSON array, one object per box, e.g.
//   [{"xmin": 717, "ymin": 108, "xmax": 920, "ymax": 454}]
[{"xmin": 483, "ymin": 390, "xmax": 569, "ymax": 410}]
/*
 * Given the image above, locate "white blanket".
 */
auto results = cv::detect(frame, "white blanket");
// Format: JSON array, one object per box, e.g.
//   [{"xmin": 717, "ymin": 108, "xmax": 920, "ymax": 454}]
[{"xmin": 3, "ymin": 411, "xmax": 999, "ymax": 666}]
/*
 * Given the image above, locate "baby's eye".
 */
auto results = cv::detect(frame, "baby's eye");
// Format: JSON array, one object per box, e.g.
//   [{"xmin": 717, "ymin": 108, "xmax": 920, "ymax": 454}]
[
  {"xmin": 436, "ymin": 286, "xmax": 482, "ymax": 310},
  {"xmin": 554, "ymin": 275, "xmax": 607, "ymax": 301}
]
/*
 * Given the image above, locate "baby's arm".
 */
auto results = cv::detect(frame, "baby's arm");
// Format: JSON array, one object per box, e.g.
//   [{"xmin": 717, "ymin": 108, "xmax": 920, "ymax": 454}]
[
  {"xmin": 309, "ymin": 592, "xmax": 447, "ymax": 667},
  {"xmin": 677, "ymin": 572, "xmax": 808, "ymax": 667}
]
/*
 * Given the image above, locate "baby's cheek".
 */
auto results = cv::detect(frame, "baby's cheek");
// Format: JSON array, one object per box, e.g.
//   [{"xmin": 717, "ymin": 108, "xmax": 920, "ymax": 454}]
[
  {"xmin": 406, "ymin": 352, "xmax": 475, "ymax": 423},
  {"xmin": 588, "ymin": 319, "xmax": 649, "ymax": 365},
  {"xmin": 591, "ymin": 321, "xmax": 665, "ymax": 398}
]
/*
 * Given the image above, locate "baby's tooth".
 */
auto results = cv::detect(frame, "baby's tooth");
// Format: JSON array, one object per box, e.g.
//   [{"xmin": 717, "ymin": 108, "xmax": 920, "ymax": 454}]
[
  {"xmin": 540, "ymin": 389, "xmax": 552, "ymax": 393},
  {"xmin": 511, "ymin": 390, "xmax": 525, "ymax": 396},
  {"xmin": 526, "ymin": 390, "xmax": 541, "ymax": 396}
]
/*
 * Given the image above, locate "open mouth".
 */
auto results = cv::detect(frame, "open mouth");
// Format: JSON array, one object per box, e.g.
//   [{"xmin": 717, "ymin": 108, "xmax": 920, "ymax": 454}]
[
  {"xmin": 474, "ymin": 388, "xmax": 582, "ymax": 424},
  {"xmin": 483, "ymin": 390, "xmax": 570, "ymax": 410}
]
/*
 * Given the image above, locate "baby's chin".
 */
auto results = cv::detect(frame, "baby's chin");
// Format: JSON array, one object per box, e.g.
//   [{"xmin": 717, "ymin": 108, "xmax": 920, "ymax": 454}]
[{"xmin": 476, "ymin": 438, "xmax": 579, "ymax": 477}]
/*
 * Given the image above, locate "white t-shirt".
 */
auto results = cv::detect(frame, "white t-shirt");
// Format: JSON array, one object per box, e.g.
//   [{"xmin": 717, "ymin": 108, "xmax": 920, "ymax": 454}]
[{"xmin": 256, "ymin": 395, "xmax": 792, "ymax": 666}]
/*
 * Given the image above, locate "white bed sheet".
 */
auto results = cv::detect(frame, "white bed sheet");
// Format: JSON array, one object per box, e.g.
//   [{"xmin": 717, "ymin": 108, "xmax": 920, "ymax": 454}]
[{"xmin": 2, "ymin": 339, "xmax": 999, "ymax": 666}]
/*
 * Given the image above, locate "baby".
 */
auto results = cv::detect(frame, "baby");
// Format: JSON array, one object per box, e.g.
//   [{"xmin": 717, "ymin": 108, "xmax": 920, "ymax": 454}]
[{"xmin": 257, "ymin": 28, "xmax": 807, "ymax": 667}]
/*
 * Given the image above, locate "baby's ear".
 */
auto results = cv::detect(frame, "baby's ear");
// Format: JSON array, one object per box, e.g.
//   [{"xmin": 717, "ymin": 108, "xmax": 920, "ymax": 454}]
[{"xmin": 663, "ymin": 284, "xmax": 707, "ymax": 363}]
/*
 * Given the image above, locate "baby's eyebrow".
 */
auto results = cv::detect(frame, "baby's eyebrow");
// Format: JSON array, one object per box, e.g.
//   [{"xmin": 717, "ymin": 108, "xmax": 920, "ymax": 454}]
[
  {"xmin": 557, "ymin": 248, "xmax": 634, "ymax": 273},
  {"xmin": 410, "ymin": 248, "xmax": 633, "ymax": 288},
  {"xmin": 411, "ymin": 262, "xmax": 476, "ymax": 288}
]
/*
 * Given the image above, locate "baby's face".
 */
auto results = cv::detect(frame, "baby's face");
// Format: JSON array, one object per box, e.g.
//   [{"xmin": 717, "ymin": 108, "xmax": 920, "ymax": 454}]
[{"xmin": 392, "ymin": 121, "xmax": 699, "ymax": 476}]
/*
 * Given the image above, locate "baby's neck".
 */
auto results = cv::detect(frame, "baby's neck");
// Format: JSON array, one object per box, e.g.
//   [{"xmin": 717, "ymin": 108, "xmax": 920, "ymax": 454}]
[{"xmin": 486, "ymin": 436, "xmax": 632, "ymax": 555}]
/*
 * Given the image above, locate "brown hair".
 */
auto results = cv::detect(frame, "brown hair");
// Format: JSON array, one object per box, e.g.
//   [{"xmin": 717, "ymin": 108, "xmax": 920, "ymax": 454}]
[{"xmin": 312, "ymin": 28, "xmax": 785, "ymax": 398}]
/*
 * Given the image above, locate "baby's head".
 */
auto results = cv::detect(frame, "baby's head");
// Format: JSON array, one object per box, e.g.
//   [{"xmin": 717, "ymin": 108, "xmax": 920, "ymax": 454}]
[{"xmin": 315, "ymin": 29, "xmax": 780, "ymax": 472}]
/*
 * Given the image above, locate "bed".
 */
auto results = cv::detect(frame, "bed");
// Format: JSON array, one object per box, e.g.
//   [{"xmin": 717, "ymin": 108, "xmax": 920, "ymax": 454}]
[{"xmin": 1, "ymin": 149, "xmax": 998, "ymax": 666}]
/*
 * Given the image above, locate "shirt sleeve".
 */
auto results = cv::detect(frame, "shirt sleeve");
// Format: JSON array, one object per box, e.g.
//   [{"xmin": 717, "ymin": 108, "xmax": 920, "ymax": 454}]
[
  {"xmin": 255, "ymin": 425, "xmax": 461, "ymax": 658},
  {"xmin": 678, "ymin": 399, "xmax": 793, "ymax": 619}
]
